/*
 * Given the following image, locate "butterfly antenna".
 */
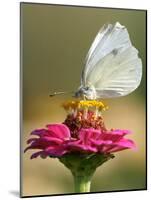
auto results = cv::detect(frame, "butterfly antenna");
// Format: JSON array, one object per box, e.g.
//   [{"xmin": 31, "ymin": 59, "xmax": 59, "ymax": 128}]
[{"xmin": 49, "ymin": 91, "xmax": 74, "ymax": 97}]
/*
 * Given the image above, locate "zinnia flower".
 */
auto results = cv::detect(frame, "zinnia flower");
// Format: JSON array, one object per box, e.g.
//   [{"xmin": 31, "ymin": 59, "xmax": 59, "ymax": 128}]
[{"xmin": 25, "ymin": 100, "xmax": 135, "ymax": 159}]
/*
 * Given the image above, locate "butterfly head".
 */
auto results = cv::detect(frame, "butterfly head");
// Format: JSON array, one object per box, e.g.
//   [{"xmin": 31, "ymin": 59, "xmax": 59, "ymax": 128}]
[{"xmin": 75, "ymin": 85, "xmax": 97, "ymax": 100}]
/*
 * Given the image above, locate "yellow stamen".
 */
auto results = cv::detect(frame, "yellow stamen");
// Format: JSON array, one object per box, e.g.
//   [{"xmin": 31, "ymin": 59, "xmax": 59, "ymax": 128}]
[
  {"xmin": 62, "ymin": 100, "xmax": 108, "ymax": 111},
  {"xmin": 62, "ymin": 100, "xmax": 79, "ymax": 110}
]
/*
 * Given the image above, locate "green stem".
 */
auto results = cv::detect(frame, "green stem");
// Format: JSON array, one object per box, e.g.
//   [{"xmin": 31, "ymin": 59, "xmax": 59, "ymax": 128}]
[
  {"xmin": 74, "ymin": 175, "xmax": 91, "ymax": 193},
  {"xmin": 59, "ymin": 153, "xmax": 115, "ymax": 193}
]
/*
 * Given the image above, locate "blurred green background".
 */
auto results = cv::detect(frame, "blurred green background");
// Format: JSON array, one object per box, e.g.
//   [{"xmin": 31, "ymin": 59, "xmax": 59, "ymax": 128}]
[{"xmin": 21, "ymin": 3, "xmax": 146, "ymax": 197}]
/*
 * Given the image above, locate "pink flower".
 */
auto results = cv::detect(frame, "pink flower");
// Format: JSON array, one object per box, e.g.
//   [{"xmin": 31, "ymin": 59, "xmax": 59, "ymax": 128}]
[
  {"xmin": 25, "ymin": 124, "xmax": 136, "ymax": 159},
  {"xmin": 24, "ymin": 100, "xmax": 137, "ymax": 195},
  {"xmin": 25, "ymin": 100, "xmax": 136, "ymax": 159}
]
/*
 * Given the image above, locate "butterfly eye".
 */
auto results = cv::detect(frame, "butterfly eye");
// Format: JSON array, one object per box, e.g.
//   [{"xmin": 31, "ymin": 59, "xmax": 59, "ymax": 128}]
[{"xmin": 85, "ymin": 86, "xmax": 89, "ymax": 90}]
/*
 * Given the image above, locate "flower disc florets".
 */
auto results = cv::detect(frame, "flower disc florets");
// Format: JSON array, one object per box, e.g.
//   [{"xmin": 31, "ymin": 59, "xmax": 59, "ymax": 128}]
[{"xmin": 62, "ymin": 100, "xmax": 108, "ymax": 138}]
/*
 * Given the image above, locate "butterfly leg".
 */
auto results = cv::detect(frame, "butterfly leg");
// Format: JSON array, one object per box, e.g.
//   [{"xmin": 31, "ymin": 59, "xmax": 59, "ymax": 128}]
[{"xmin": 82, "ymin": 94, "xmax": 88, "ymax": 101}]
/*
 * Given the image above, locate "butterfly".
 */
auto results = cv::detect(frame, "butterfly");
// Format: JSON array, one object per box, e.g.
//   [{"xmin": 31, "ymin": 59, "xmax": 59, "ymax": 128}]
[{"xmin": 50, "ymin": 22, "xmax": 142, "ymax": 100}]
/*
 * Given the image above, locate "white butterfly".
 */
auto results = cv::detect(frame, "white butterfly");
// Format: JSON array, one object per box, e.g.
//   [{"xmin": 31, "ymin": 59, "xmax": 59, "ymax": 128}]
[{"xmin": 74, "ymin": 22, "xmax": 142, "ymax": 100}]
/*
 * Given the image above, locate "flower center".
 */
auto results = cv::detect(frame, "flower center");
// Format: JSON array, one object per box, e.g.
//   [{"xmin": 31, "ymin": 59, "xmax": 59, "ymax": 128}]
[{"xmin": 62, "ymin": 100, "xmax": 108, "ymax": 138}]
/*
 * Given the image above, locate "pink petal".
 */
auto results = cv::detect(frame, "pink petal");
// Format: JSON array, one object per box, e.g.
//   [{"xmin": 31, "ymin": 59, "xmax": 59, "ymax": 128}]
[
  {"xmin": 67, "ymin": 142, "xmax": 97, "ymax": 152},
  {"xmin": 100, "ymin": 133, "xmax": 123, "ymax": 142},
  {"xmin": 46, "ymin": 124, "xmax": 70, "ymax": 139},
  {"xmin": 25, "ymin": 138, "xmax": 52, "ymax": 151},
  {"xmin": 30, "ymin": 151, "xmax": 46, "ymax": 159},
  {"xmin": 116, "ymin": 138, "xmax": 136, "ymax": 149},
  {"xmin": 45, "ymin": 145, "xmax": 68, "ymax": 157},
  {"xmin": 42, "ymin": 136, "xmax": 64, "ymax": 144},
  {"xmin": 27, "ymin": 138, "xmax": 37, "ymax": 144},
  {"xmin": 109, "ymin": 129, "xmax": 132, "ymax": 135},
  {"xmin": 31, "ymin": 129, "xmax": 49, "ymax": 137},
  {"xmin": 106, "ymin": 139, "xmax": 136, "ymax": 153}
]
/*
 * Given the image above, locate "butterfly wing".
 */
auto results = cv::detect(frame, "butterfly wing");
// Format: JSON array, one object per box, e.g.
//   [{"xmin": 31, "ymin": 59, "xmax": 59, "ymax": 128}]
[{"xmin": 81, "ymin": 22, "xmax": 142, "ymax": 98}]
